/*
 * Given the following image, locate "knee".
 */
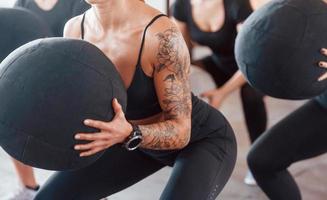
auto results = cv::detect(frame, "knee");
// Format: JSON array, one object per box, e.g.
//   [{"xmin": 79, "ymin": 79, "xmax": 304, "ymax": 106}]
[{"xmin": 247, "ymin": 146, "xmax": 272, "ymax": 175}]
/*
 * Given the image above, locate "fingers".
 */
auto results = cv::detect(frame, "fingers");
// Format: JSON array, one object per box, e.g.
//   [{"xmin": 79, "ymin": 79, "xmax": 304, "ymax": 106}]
[
  {"xmin": 319, "ymin": 61, "xmax": 327, "ymax": 69},
  {"xmin": 318, "ymin": 49, "xmax": 327, "ymax": 81},
  {"xmin": 79, "ymin": 146, "xmax": 107, "ymax": 157},
  {"xmin": 318, "ymin": 72, "xmax": 327, "ymax": 82},
  {"xmin": 75, "ymin": 132, "xmax": 111, "ymax": 141},
  {"xmin": 112, "ymin": 98, "xmax": 125, "ymax": 118},
  {"xmin": 75, "ymin": 140, "xmax": 108, "ymax": 151},
  {"xmin": 321, "ymin": 48, "xmax": 327, "ymax": 56},
  {"xmin": 84, "ymin": 119, "xmax": 109, "ymax": 130},
  {"xmin": 200, "ymin": 89, "xmax": 216, "ymax": 98}
]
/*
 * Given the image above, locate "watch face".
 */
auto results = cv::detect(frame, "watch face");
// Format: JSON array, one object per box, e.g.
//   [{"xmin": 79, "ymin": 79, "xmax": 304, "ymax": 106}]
[{"xmin": 128, "ymin": 137, "xmax": 142, "ymax": 150}]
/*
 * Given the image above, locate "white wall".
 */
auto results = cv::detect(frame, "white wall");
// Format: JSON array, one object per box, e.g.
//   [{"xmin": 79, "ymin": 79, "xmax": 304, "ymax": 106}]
[
  {"xmin": 0, "ymin": 0, "xmax": 14, "ymax": 7},
  {"xmin": 0, "ymin": 0, "xmax": 168, "ymax": 13},
  {"xmin": 145, "ymin": 0, "xmax": 167, "ymax": 13}
]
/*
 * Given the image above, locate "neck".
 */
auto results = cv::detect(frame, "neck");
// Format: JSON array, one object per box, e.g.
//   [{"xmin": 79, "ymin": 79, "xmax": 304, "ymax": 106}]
[
  {"xmin": 89, "ymin": 0, "xmax": 144, "ymax": 31},
  {"xmin": 91, "ymin": 0, "xmax": 126, "ymax": 30}
]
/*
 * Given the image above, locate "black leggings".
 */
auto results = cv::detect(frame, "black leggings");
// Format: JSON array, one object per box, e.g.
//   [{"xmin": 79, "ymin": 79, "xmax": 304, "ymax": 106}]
[
  {"xmin": 247, "ymin": 100, "xmax": 327, "ymax": 200},
  {"xmin": 197, "ymin": 56, "xmax": 267, "ymax": 143},
  {"xmin": 35, "ymin": 107, "xmax": 237, "ymax": 200}
]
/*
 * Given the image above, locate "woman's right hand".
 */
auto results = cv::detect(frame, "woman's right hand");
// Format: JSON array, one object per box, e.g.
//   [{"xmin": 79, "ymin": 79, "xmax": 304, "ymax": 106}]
[{"xmin": 318, "ymin": 48, "xmax": 327, "ymax": 81}]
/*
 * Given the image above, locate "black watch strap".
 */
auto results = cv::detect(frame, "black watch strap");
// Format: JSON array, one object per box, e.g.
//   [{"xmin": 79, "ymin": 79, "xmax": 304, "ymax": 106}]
[{"xmin": 123, "ymin": 123, "xmax": 143, "ymax": 151}]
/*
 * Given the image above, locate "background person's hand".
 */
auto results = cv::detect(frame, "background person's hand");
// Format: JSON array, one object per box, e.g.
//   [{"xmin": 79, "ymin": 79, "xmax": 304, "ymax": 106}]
[
  {"xmin": 201, "ymin": 88, "xmax": 228, "ymax": 108},
  {"xmin": 318, "ymin": 48, "xmax": 327, "ymax": 81}
]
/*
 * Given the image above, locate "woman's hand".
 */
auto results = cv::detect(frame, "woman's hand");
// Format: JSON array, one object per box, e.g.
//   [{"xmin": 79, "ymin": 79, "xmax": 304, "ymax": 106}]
[
  {"xmin": 201, "ymin": 88, "xmax": 228, "ymax": 108},
  {"xmin": 74, "ymin": 99, "xmax": 132, "ymax": 157},
  {"xmin": 318, "ymin": 48, "xmax": 327, "ymax": 81}
]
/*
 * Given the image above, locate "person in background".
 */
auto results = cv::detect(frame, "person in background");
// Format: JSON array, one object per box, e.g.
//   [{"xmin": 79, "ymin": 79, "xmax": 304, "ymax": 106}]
[
  {"xmin": 171, "ymin": 0, "xmax": 270, "ymax": 185},
  {"xmin": 14, "ymin": 0, "xmax": 90, "ymax": 36},
  {"xmin": 7, "ymin": 1, "xmax": 90, "ymax": 199}
]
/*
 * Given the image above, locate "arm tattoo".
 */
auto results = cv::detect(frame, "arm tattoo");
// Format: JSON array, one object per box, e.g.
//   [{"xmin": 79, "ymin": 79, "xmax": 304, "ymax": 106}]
[{"xmin": 140, "ymin": 27, "xmax": 192, "ymax": 150}]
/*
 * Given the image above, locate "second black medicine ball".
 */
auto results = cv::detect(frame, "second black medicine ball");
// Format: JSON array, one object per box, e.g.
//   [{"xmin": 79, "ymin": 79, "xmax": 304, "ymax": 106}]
[
  {"xmin": 0, "ymin": 8, "xmax": 51, "ymax": 61},
  {"xmin": 235, "ymin": 0, "xmax": 327, "ymax": 99},
  {"xmin": 0, "ymin": 38, "xmax": 127, "ymax": 171}
]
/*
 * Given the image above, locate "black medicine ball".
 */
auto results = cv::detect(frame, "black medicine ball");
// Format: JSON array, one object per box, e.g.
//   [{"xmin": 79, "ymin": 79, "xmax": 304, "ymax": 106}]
[
  {"xmin": 0, "ymin": 38, "xmax": 127, "ymax": 170},
  {"xmin": 0, "ymin": 8, "xmax": 51, "ymax": 62},
  {"xmin": 235, "ymin": 0, "xmax": 327, "ymax": 99}
]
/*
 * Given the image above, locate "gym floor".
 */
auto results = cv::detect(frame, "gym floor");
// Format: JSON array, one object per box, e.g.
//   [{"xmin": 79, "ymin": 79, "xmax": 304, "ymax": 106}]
[{"xmin": 1, "ymin": 85, "xmax": 326, "ymax": 199}]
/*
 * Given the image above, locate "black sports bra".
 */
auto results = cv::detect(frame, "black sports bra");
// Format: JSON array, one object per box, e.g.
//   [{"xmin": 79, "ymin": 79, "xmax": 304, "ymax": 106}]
[
  {"xmin": 172, "ymin": 0, "xmax": 253, "ymax": 74},
  {"xmin": 81, "ymin": 13, "xmax": 166, "ymax": 120}
]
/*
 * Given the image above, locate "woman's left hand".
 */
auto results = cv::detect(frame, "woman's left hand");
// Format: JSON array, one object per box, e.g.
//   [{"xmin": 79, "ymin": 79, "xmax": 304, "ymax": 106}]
[
  {"xmin": 74, "ymin": 99, "xmax": 132, "ymax": 157},
  {"xmin": 201, "ymin": 88, "xmax": 228, "ymax": 108},
  {"xmin": 318, "ymin": 48, "xmax": 327, "ymax": 81}
]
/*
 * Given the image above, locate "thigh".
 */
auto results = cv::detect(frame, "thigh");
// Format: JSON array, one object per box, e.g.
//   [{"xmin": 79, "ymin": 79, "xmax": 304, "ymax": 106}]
[
  {"xmin": 35, "ymin": 145, "xmax": 164, "ymax": 200},
  {"xmin": 249, "ymin": 100, "xmax": 327, "ymax": 171},
  {"xmin": 160, "ymin": 109, "xmax": 237, "ymax": 200}
]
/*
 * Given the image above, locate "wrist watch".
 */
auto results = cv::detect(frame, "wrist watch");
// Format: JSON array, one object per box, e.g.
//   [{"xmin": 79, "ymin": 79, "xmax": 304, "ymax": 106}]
[{"xmin": 123, "ymin": 123, "xmax": 143, "ymax": 151}]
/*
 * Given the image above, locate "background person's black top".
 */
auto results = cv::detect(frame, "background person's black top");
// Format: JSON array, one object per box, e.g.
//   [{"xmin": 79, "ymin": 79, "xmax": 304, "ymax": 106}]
[
  {"xmin": 172, "ymin": 0, "xmax": 252, "ymax": 74},
  {"xmin": 14, "ymin": 0, "xmax": 90, "ymax": 37}
]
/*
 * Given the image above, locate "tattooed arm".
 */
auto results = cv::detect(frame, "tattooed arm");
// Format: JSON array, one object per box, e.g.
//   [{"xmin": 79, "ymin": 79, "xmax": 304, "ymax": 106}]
[
  {"xmin": 138, "ymin": 25, "xmax": 192, "ymax": 150},
  {"xmin": 73, "ymin": 19, "xmax": 192, "ymax": 156}
]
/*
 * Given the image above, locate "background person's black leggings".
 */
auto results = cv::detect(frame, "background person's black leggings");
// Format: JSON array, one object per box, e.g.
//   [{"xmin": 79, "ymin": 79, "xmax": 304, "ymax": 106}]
[
  {"xmin": 35, "ymin": 105, "xmax": 237, "ymax": 200},
  {"xmin": 196, "ymin": 55, "xmax": 267, "ymax": 143},
  {"xmin": 247, "ymin": 100, "xmax": 327, "ymax": 200}
]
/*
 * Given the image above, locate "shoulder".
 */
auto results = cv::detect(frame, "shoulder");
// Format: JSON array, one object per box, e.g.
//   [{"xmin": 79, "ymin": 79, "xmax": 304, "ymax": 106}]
[
  {"xmin": 63, "ymin": 14, "xmax": 84, "ymax": 39},
  {"xmin": 144, "ymin": 16, "xmax": 190, "ymax": 67},
  {"xmin": 146, "ymin": 16, "xmax": 188, "ymax": 51}
]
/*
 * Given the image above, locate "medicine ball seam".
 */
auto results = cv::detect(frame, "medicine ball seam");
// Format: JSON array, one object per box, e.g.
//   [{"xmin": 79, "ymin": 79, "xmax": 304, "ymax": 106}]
[
  {"xmin": 0, "ymin": 120, "xmax": 77, "ymax": 153},
  {"xmin": 21, "ymin": 135, "xmax": 31, "ymax": 164},
  {"xmin": 0, "ymin": 45, "xmax": 40, "ymax": 80}
]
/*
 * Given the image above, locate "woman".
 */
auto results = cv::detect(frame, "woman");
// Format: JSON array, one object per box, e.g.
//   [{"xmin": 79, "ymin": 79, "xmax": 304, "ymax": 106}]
[
  {"xmin": 8, "ymin": 1, "xmax": 90, "ymax": 199},
  {"xmin": 14, "ymin": 0, "xmax": 90, "ymax": 36},
  {"xmin": 247, "ymin": 48, "xmax": 327, "ymax": 200},
  {"xmin": 171, "ymin": 0, "xmax": 270, "ymax": 184},
  {"xmin": 34, "ymin": 0, "xmax": 237, "ymax": 199}
]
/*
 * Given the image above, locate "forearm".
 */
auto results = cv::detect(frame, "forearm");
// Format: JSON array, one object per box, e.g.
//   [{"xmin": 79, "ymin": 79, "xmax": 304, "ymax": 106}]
[
  {"xmin": 139, "ymin": 119, "xmax": 190, "ymax": 150},
  {"xmin": 220, "ymin": 70, "xmax": 247, "ymax": 94}
]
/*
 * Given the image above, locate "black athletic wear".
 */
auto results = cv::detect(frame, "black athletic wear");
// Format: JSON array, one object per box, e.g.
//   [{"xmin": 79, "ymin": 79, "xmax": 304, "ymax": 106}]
[
  {"xmin": 201, "ymin": 56, "xmax": 267, "ymax": 143},
  {"xmin": 34, "ymin": 14, "xmax": 237, "ymax": 199},
  {"xmin": 172, "ymin": 0, "xmax": 252, "ymax": 74},
  {"xmin": 35, "ymin": 105, "xmax": 237, "ymax": 200},
  {"xmin": 14, "ymin": 0, "xmax": 90, "ymax": 36},
  {"xmin": 172, "ymin": 0, "xmax": 266, "ymax": 143},
  {"xmin": 81, "ymin": 13, "xmax": 163, "ymax": 120},
  {"xmin": 247, "ymin": 98, "xmax": 327, "ymax": 200}
]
